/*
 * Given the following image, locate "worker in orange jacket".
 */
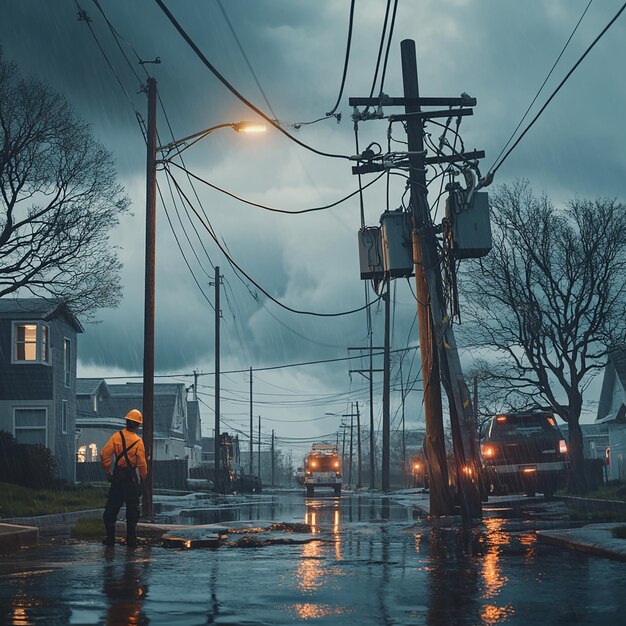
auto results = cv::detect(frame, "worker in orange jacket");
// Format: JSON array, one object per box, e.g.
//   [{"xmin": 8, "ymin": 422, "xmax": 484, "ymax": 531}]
[{"xmin": 100, "ymin": 409, "xmax": 148, "ymax": 547}]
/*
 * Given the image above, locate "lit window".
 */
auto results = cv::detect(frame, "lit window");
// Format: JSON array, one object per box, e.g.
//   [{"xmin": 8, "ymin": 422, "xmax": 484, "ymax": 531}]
[
  {"xmin": 77, "ymin": 445, "xmax": 87, "ymax": 463},
  {"xmin": 88, "ymin": 443, "xmax": 98, "ymax": 461},
  {"xmin": 12, "ymin": 322, "xmax": 50, "ymax": 364},
  {"xmin": 64, "ymin": 338, "xmax": 71, "ymax": 387}
]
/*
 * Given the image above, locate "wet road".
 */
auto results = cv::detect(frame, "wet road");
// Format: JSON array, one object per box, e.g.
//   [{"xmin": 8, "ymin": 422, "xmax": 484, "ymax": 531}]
[{"xmin": 1, "ymin": 490, "xmax": 625, "ymax": 625}]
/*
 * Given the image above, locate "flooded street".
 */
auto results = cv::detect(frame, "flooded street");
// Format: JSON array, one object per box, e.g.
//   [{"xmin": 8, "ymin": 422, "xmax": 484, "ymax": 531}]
[{"xmin": 1, "ymin": 490, "xmax": 625, "ymax": 625}]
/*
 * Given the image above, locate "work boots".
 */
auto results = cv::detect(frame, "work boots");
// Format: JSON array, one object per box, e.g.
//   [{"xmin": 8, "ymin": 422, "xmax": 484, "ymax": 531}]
[
  {"xmin": 126, "ymin": 526, "xmax": 138, "ymax": 548},
  {"xmin": 102, "ymin": 521, "xmax": 116, "ymax": 547}
]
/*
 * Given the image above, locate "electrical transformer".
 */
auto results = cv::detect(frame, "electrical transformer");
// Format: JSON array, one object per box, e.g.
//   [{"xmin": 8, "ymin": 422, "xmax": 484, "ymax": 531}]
[
  {"xmin": 447, "ymin": 191, "xmax": 492, "ymax": 258},
  {"xmin": 380, "ymin": 209, "xmax": 414, "ymax": 277},
  {"xmin": 357, "ymin": 226, "xmax": 384, "ymax": 280}
]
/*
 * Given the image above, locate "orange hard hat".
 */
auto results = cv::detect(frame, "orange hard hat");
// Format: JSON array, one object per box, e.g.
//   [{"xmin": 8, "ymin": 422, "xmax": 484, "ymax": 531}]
[{"xmin": 125, "ymin": 409, "xmax": 143, "ymax": 424}]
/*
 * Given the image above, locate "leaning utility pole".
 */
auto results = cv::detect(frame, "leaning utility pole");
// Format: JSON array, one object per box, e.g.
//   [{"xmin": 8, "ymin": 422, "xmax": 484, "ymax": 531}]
[
  {"xmin": 348, "ymin": 39, "xmax": 484, "ymax": 520},
  {"xmin": 249, "ymin": 367, "xmax": 253, "ymax": 474},
  {"xmin": 214, "ymin": 265, "xmax": 221, "ymax": 492},
  {"xmin": 142, "ymin": 76, "xmax": 157, "ymax": 518},
  {"xmin": 399, "ymin": 39, "xmax": 481, "ymax": 520}
]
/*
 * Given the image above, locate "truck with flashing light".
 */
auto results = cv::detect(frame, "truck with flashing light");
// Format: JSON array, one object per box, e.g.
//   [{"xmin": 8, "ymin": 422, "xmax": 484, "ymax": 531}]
[{"xmin": 303, "ymin": 443, "xmax": 342, "ymax": 496}]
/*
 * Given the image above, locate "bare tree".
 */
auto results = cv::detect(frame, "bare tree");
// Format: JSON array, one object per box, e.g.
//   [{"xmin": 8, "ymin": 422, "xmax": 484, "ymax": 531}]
[
  {"xmin": 0, "ymin": 57, "xmax": 129, "ymax": 320},
  {"xmin": 460, "ymin": 179, "xmax": 626, "ymax": 490}
]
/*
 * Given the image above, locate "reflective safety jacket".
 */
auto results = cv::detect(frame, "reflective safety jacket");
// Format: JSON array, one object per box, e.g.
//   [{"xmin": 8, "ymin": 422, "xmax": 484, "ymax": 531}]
[{"xmin": 100, "ymin": 429, "xmax": 148, "ymax": 480}]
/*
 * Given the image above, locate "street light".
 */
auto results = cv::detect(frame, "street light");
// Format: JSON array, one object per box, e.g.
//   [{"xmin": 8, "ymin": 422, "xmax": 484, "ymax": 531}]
[
  {"xmin": 142, "ymin": 77, "xmax": 265, "ymax": 514},
  {"xmin": 158, "ymin": 120, "xmax": 266, "ymax": 159}
]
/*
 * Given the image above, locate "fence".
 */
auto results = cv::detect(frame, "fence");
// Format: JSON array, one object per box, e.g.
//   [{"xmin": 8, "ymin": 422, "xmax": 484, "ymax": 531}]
[{"xmin": 76, "ymin": 459, "xmax": 189, "ymax": 490}]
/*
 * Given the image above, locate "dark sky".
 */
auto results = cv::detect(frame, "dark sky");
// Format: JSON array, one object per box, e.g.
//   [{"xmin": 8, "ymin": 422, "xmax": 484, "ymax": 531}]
[{"xmin": 1, "ymin": 0, "xmax": 623, "ymax": 443}]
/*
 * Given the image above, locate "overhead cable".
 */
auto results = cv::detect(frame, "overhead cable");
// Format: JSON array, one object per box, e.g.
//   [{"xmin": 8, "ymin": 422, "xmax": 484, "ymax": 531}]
[
  {"xmin": 167, "ymin": 161, "xmax": 384, "ymax": 215},
  {"xmin": 489, "ymin": 1, "xmax": 625, "ymax": 179},
  {"xmin": 489, "ymin": 0, "xmax": 593, "ymax": 172},
  {"xmin": 153, "ymin": 0, "xmax": 351, "ymax": 160},
  {"xmin": 102, "ymin": 346, "xmax": 418, "ymax": 380},
  {"xmin": 166, "ymin": 168, "xmax": 383, "ymax": 317},
  {"xmin": 216, "ymin": 0, "xmax": 279, "ymax": 121},
  {"xmin": 326, "ymin": 0, "xmax": 356, "ymax": 116}
]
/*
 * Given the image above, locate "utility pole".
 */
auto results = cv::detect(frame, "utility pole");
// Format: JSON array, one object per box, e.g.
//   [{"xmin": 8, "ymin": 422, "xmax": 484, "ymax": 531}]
[
  {"xmin": 382, "ymin": 282, "xmax": 391, "ymax": 492},
  {"xmin": 400, "ymin": 360, "xmax": 406, "ymax": 486},
  {"xmin": 349, "ymin": 347, "xmax": 383, "ymax": 489},
  {"xmin": 257, "ymin": 415, "xmax": 261, "ymax": 480},
  {"xmin": 249, "ymin": 366, "xmax": 253, "ymax": 474},
  {"xmin": 399, "ymin": 42, "xmax": 454, "ymax": 515},
  {"xmin": 369, "ymin": 330, "xmax": 375, "ymax": 489},
  {"xmin": 214, "ymin": 265, "xmax": 221, "ymax": 492},
  {"xmin": 349, "ymin": 406, "xmax": 354, "ymax": 488},
  {"xmin": 142, "ymin": 76, "xmax": 157, "ymax": 518},
  {"xmin": 271, "ymin": 429, "xmax": 275, "ymax": 487},
  {"xmin": 399, "ymin": 39, "xmax": 481, "ymax": 520},
  {"xmin": 348, "ymin": 39, "xmax": 485, "ymax": 520},
  {"xmin": 193, "ymin": 370, "xmax": 199, "ymax": 401},
  {"xmin": 341, "ymin": 422, "xmax": 347, "ymax": 473},
  {"xmin": 356, "ymin": 401, "xmax": 362, "ymax": 489}
]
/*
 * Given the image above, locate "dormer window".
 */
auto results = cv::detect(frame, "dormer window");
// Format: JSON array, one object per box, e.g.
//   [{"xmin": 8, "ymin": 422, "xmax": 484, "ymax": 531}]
[{"xmin": 12, "ymin": 321, "xmax": 50, "ymax": 364}]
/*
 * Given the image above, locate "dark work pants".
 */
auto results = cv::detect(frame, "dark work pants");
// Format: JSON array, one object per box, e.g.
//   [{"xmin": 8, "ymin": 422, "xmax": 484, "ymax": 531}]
[{"xmin": 103, "ymin": 478, "xmax": 141, "ymax": 540}]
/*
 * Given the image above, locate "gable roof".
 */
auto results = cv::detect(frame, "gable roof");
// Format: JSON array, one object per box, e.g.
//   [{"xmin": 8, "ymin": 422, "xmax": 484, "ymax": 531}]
[
  {"xmin": 0, "ymin": 298, "xmax": 83, "ymax": 332},
  {"xmin": 611, "ymin": 347, "xmax": 626, "ymax": 388},
  {"xmin": 105, "ymin": 382, "xmax": 185, "ymax": 433},
  {"xmin": 76, "ymin": 378, "xmax": 110, "ymax": 396}
]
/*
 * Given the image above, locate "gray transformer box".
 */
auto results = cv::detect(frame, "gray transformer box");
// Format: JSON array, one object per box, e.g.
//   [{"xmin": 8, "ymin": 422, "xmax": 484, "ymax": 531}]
[
  {"xmin": 380, "ymin": 209, "xmax": 414, "ymax": 278},
  {"xmin": 448, "ymin": 191, "xmax": 492, "ymax": 258},
  {"xmin": 358, "ymin": 226, "xmax": 384, "ymax": 280}
]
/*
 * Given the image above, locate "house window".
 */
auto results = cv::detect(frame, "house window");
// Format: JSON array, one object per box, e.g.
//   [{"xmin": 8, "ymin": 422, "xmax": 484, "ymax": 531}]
[
  {"xmin": 14, "ymin": 408, "xmax": 47, "ymax": 446},
  {"xmin": 92, "ymin": 394, "xmax": 98, "ymax": 413},
  {"xmin": 77, "ymin": 444, "xmax": 97, "ymax": 463},
  {"xmin": 12, "ymin": 322, "xmax": 50, "ymax": 364},
  {"xmin": 62, "ymin": 400, "xmax": 68, "ymax": 434},
  {"xmin": 64, "ymin": 338, "xmax": 71, "ymax": 387}
]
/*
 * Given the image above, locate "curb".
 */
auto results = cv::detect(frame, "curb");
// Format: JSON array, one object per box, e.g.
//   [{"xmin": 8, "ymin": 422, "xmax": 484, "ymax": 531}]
[
  {"xmin": 0, "ymin": 523, "xmax": 39, "ymax": 552},
  {"xmin": 538, "ymin": 523, "xmax": 626, "ymax": 562},
  {"xmin": 2, "ymin": 509, "xmax": 103, "ymax": 532}
]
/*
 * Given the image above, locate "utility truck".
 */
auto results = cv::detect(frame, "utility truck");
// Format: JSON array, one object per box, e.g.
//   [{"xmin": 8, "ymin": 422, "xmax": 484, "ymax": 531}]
[{"xmin": 303, "ymin": 443, "xmax": 342, "ymax": 497}]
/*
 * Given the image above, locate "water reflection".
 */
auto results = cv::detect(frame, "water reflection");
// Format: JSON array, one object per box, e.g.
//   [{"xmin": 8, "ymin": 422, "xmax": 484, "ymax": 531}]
[
  {"xmin": 103, "ymin": 552, "xmax": 148, "ymax": 625},
  {"xmin": 481, "ymin": 518, "xmax": 510, "ymax": 600}
]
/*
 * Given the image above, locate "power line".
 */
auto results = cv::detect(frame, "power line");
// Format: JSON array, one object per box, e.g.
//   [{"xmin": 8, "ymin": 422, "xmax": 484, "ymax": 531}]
[
  {"xmin": 166, "ymin": 167, "xmax": 383, "ymax": 317},
  {"xmin": 167, "ymin": 161, "xmax": 384, "ymax": 215},
  {"xmin": 99, "ymin": 346, "xmax": 419, "ymax": 380},
  {"xmin": 326, "ymin": 0, "xmax": 356, "ymax": 116},
  {"xmin": 215, "ymin": 0, "xmax": 279, "ymax": 121},
  {"xmin": 367, "ymin": 0, "xmax": 392, "ymax": 100},
  {"xmin": 489, "ymin": 1, "xmax": 625, "ymax": 178},
  {"xmin": 378, "ymin": 0, "xmax": 399, "ymax": 96},
  {"xmin": 489, "ymin": 0, "xmax": 593, "ymax": 172},
  {"xmin": 153, "ymin": 0, "xmax": 351, "ymax": 161}
]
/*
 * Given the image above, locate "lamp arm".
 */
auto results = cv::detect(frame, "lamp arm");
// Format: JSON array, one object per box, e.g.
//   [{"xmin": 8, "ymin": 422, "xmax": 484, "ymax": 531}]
[{"xmin": 157, "ymin": 123, "xmax": 235, "ymax": 157}]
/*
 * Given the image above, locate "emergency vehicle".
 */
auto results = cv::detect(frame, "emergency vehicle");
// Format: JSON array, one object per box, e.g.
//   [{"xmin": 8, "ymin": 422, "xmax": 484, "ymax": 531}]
[{"xmin": 304, "ymin": 443, "xmax": 342, "ymax": 496}]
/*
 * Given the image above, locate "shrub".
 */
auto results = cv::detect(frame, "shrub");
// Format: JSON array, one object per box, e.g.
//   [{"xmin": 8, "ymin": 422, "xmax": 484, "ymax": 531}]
[{"xmin": 0, "ymin": 430, "xmax": 57, "ymax": 489}]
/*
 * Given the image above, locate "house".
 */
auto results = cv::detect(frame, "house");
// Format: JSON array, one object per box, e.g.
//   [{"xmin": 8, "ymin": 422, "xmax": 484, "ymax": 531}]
[
  {"xmin": 76, "ymin": 380, "xmax": 203, "ymax": 468},
  {"xmin": 596, "ymin": 348, "xmax": 626, "ymax": 481},
  {"xmin": 0, "ymin": 298, "xmax": 82, "ymax": 482}
]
